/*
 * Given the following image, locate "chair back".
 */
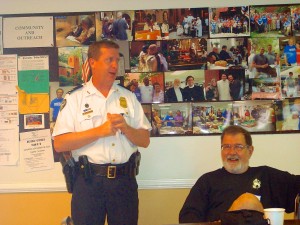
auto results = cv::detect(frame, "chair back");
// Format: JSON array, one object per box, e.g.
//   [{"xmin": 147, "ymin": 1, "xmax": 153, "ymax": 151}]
[{"xmin": 295, "ymin": 194, "xmax": 300, "ymax": 219}]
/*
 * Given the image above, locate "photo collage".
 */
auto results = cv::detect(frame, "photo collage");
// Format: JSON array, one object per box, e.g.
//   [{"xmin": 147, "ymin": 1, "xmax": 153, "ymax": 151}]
[{"xmin": 3, "ymin": 5, "xmax": 300, "ymax": 137}]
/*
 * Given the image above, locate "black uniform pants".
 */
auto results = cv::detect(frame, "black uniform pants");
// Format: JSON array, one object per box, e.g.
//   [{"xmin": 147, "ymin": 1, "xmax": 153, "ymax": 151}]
[{"xmin": 71, "ymin": 174, "xmax": 138, "ymax": 225}]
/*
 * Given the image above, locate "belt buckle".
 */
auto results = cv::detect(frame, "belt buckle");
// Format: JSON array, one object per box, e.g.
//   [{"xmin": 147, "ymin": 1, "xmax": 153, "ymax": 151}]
[{"xmin": 107, "ymin": 166, "xmax": 116, "ymax": 178}]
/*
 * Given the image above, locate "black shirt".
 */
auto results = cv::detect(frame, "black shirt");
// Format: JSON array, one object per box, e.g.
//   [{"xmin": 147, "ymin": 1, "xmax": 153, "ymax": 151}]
[
  {"xmin": 183, "ymin": 85, "xmax": 205, "ymax": 101},
  {"xmin": 179, "ymin": 166, "xmax": 300, "ymax": 223}
]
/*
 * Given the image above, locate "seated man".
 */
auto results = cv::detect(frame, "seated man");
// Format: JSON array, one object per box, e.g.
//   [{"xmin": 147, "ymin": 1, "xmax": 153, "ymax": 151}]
[
  {"xmin": 219, "ymin": 45, "xmax": 233, "ymax": 64},
  {"xmin": 252, "ymin": 47, "xmax": 277, "ymax": 77},
  {"xmin": 179, "ymin": 125, "xmax": 300, "ymax": 223},
  {"xmin": 207, "ymin": 47, "xmax": 220, "ymax": 64}
]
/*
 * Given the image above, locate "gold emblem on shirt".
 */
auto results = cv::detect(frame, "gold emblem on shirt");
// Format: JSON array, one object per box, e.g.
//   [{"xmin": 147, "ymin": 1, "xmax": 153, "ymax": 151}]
[
  {"xmin": 119, "ymin": 97, "xmax": 127, "ymax": 108},
  {"xmin": 252, "ymin": 178, "xmax": 261, "ymax": 189}
]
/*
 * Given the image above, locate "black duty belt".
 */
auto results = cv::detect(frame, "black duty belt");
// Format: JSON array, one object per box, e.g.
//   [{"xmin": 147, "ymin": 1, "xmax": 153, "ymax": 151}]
[{"xmin": 78, "ymin": 162, "xmax": 135, "ymax": 179}]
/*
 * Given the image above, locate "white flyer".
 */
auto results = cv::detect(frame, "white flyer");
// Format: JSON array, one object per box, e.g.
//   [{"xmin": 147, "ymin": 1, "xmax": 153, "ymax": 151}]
[{"xmin": 20, "ymin": 129, "xmax": 54, "ymax": 172}]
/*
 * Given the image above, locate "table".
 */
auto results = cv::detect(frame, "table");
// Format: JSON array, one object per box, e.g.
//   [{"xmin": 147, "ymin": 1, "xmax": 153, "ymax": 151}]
[{"xmin": 166, "ymin": 220, "xmax": 300, "ymax": 225}]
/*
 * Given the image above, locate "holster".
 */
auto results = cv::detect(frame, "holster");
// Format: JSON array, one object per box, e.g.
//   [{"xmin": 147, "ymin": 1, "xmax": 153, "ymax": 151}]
[
  {"xmin": 60, "ymin": 154, "xmax": 76, "ymax": 193},
  {"xmin": 78, "ymin": 155, "xmax": 92, "ymax": 181},
  {"xmin": 129, "ymin": 150, "xmax": 141, "ymax": 177}
]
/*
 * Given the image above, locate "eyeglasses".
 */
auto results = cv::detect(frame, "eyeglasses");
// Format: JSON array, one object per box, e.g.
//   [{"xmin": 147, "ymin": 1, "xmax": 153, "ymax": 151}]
[{"xmin": 221, "ymin": 144, "xmax": 249, "ymax": 152}]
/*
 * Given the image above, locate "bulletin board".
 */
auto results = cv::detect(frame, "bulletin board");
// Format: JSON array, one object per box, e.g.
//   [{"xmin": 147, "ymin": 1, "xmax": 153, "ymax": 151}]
[{"xmin": 0, "ymin": 0, "xmax": 300, "ymax": 193}]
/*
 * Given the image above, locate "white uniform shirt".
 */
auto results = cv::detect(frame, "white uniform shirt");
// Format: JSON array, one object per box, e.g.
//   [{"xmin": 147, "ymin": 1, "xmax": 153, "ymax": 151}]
[{"xmin": 52, "ymin": 79, "xmax": 151, "ymax": 164}]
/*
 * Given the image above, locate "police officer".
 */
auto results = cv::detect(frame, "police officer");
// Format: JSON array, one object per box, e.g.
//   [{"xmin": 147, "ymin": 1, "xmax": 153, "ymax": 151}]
[{"xmin": 53, "ymin": 40, "xmax": 151, "ymax": 225}]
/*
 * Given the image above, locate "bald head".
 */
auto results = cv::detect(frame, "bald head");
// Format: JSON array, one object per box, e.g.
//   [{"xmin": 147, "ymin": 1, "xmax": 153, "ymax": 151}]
[
  {"xmin": 228, "ymin": 193, "xmax": 264, "ymax": 213},
  {"xmin": 148, "ymin": 44, "xmax": 158, "ymax": 55}
]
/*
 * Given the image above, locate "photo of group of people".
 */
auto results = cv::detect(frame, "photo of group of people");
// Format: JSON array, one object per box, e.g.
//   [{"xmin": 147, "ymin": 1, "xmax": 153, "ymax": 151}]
[
  {"xmin": 207, "ymin": 38, "xmax": 248, "ymax": 70},
  {"xmin": 151, "ymin": 103, "xmax": 192, "ymax": 136},
  {"xmin": 250, "ymin": 5, "xmax": 292, "ymax": 37},
  {"xmin": 133, "ymin": 8, "xmax": 209, "ymax": 41},
  {"xmin": 209, "ymin": 7, "xmax": 250, "ymax": 38}
]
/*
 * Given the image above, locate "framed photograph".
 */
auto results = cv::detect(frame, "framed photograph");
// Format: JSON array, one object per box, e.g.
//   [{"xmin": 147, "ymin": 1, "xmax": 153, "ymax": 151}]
[
  {"xmin": 124, "ymin": 72, "xmax": 164, "ymax": 103},
  {"xmin": 274, "ymin": 98, "xmax": 300, "ymax": 131},
  {"xmin": 24, "ymin": 114, "xmax": 45, "ymax": 130},
  {"xmin": 204, "ymin": 69, "xmax": 245, "ymax": 101},
  {"xmin": 250, "ymin": 5, "xmax": 292, "ymax": 38},
  {"xmin": 95, "ymin": 11, "xmax": 134, "ymax": 41},
  {"xmin": 207, "ymin": 38, "xmax": 248, "ymax": 70},
  {"xmin": 279, "ymin": 36, "xmax": 300, "ymax": 71},
  {"xmin": 232, "ymin": 100, "xmax": 275, "ymax": 132},
  {"xmin": 164, "ymin": 69, "xmax": 205, "ymax": 102},
  {"xmin": 166, "ymin": 38, "xmax": 207, "ymax": 71},
  {"xmin": 280, "ymin": 67, "xmax": 300, "ymax": 98},
  {"xmin": 290, "ymin": 5, "xmax": 300, "ymax": 36},
  {"xmin": 55, "ymin": 14, "xmax": 96, "ymax": 47},
  {"xmin": 133, "ymin": 8, "xmax": 209, "ymax": 41},
  {"xmin": 130, "ymin": 40, "xmax": 168, "ymax": 72},
  {"xmin": 209, "ymin": 6, "xmax": 250, "ymax": 38},
  {"xmin": 251, "ymin": 77, "xmax": 281, "ymax": 100},
  {"xmin": 151, "ymin": 102, "xmax": 192, "ymax": 136},
  {"xmin": 192, "ymin": 101, "xmax": 233, "ymax": 134},
  {"xmin": 57, "ymin": 46, "xmax": 88, "ymax": 86}
]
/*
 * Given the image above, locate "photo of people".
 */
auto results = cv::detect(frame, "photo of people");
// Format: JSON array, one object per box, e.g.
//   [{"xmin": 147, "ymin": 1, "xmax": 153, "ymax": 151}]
[
  {"xmin": 248, "ymin": 38, "xmax": 280, "ymax": 78},
  {"xmin": 58, "ymin": 46, "xmax": 88, "ymax": 86},
  {"xmin": 95, "ymin": 11, "xmax": 134, "ymax": 41},
  {"xmin": 250, "ymin": 5, "xmax": 292, "ymax": 37},
  {"xmin": 124, "ymin": 72, "xmax": 164, "ymax": 103},
  {"xmin": 209, "ymin": 6, "xmax": 250, "ymax": 38},
  {"xmin": 246, "ymin": 38, "xmax": 280, "ymax": 100},
  {"xmin": 291, "ymin": 5, "xmax": 300, "ymax": 36},
  {"xmin": 279, "ymin": 36, "xmax": 300, "ymax": 71},
  {"xmin": 130, "ymin": 40, "xmax": 168, "ymax": 72},
  {"xmin": 251, "ymin": 77, "xmax": 281, "ymax": 100},
  {"xmin": 192, "ymin": 102, "xmax": 233, "ymax": 134},
  {"xmin": 166, "ymin": 38, "xmax": 207, "ymax": 71},
  {"xmin": 151, "ymin": 102, "xmax": 192, "ymax": 135},
  {"xmin": 232, "ymin": 100, "xmax": 275, "ymax": 132},
  {"xmin": 274, "ymin": 98, "xmax": 300, "ymax": 131},
  {"xmin": 207, "ymin": 38, "xmax": 248, "ymax": 70},
  {"xmin": 141, "ymin": 104, "xmax": 152, "ymax": 125},
  {"xmin": 280, "ymin": 70, "xmax": 300, "ymax": 98},
  {"xmin": 24, "ymin": 114, "xmax": 44, "ymax": 129},
  {"xmin": 164, "ymin": 69, "xmax": 205, "ymax": 102},
  {"xmin": 133, "ymin": 8, "xmax": 209, "ymax": 41},
  {"xmin": 55, "ymin": 14, "xmax": 96, "ymax": 47},
  {"xmin": 204, "ymin": 69, "xmax": 245, "ymax": 101}
]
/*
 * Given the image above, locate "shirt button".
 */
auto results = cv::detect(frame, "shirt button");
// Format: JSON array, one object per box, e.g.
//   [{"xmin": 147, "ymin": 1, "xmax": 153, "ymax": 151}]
[
  {"xmin": 112, "ymin": 143, "xmax": 115, "ymax": 147},
  {"xmin": 112, "ymin": 159, "xmax": 115, "ymax": 162}
]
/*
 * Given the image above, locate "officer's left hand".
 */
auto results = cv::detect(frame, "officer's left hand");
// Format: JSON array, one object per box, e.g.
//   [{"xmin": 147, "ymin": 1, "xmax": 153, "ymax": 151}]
[{"xmin": 107, "ymin": 113, "xmax": 129, "ymax": 134}]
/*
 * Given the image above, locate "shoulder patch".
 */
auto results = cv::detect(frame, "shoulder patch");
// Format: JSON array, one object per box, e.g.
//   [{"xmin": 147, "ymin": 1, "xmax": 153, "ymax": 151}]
[{"xmin": 67, "ymin": 84, "xmax": 83, "ymax": 95}]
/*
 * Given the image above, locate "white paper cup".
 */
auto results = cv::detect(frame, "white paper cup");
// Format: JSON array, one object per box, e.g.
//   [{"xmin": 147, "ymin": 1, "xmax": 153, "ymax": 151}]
[{"xmin": 264, "ymin": 208, "xmax": 285, "ymax": 225}]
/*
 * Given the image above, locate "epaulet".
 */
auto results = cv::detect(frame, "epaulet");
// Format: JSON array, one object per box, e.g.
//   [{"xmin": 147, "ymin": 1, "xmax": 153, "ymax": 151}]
[{"xmin": 67, "ymin": 84, "xmax": 83, "ymax": 95}]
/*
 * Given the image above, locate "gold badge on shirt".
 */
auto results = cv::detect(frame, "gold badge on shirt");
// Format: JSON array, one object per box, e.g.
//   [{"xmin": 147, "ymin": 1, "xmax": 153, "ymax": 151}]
[{"xmin": 119, "ymin": 97, "xmax": 127, "ymax": 108}]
